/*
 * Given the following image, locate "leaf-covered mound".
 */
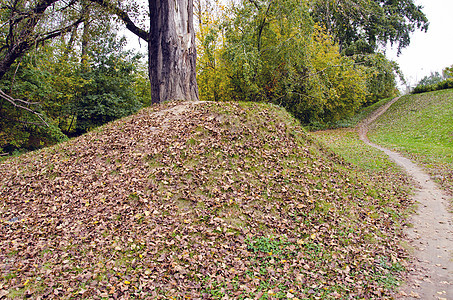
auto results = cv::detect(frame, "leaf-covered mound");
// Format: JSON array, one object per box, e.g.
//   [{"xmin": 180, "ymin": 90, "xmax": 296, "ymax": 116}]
[{"xmin": 1, "ymin": 101, "xmax": 411, "ymax": 299}]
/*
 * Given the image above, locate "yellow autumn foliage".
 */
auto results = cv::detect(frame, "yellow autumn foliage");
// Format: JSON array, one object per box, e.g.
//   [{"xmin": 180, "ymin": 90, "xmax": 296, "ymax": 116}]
[{"xmin": 196, "ymin": 0, "xmax": 369, "ymax": 127}]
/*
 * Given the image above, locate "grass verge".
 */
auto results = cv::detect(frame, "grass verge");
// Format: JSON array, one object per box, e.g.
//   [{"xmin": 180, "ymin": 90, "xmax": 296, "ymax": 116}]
[
  {"xmin": 368, "ymin": 89, "xmax": 453, "ymax": 196},
  {"xmin": 333, "ymin": 97, "xmax": 396, "ymax": 128}
]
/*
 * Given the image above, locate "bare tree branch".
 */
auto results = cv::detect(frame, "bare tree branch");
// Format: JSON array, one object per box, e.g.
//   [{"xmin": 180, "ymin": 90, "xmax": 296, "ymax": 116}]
[
  {"xmin": 36, "ymin": 17, "xmax": 84, "ymax": 44},
  {"xmin": 90, "ymin": 0, "xmax": 149, "ymax": 41},
  {"xmin": 0, "ymin": 89, "xmax": 49, "ymax": 126},
  {"xmin": 1, "ymin": 113, "xmax": 48, "ymax": 126}
]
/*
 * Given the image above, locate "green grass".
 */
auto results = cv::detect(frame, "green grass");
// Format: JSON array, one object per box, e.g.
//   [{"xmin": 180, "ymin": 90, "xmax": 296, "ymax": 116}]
[
  {"xmin": 334, "ymin": 97, "xmax": 396, "ymax": 128},
  {"xmin": 313, "ymin": 128, "xmax": 402, "ymax": 172},
  {"xmin": 311, "ymin": 126, "xmax": 414, "ymax": 225},
  {"xmin": 368, "ymin": 89, "xmax": 453, "ymax": 195}
]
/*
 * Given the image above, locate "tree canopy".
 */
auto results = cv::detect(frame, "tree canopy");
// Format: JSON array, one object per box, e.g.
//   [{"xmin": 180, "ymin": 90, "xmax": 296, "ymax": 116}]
[
  {"xmin": 309, "ymin": 0, "xmax": 429, "ymax": 55},
  {"xmin": 196, "ymin": 0, "xmax": 407, "ymax": 127},
  {"xmin": 0, "ymin": 0, "xmax": 83, "ymax": 79}
]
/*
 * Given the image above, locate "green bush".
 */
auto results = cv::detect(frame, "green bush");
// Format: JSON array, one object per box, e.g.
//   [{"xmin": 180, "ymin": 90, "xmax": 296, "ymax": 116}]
[
  {"xmin": 413, "ymin": 78, "xmax": 453, "ymax": 94},
  {"xmin": 0, "ymin": 33, "xmax": 147, "ymax": 154}
]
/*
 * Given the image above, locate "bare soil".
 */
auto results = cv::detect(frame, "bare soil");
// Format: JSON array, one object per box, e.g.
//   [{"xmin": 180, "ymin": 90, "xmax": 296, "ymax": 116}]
[{"xmin": 359, "ymin": 97, "xmax": 453, "ymax": 299}]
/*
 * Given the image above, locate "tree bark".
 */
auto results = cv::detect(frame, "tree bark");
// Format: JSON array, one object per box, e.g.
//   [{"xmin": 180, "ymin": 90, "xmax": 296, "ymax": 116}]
[
  {"xmin": 90, "ymin": 0, "xmax": 200, "ymax": 104},
  {"xmin": 148, "ymin": 0, "xmax": 199, "ymax": 104},
  {"xmin": 81, "ymin": 1, "xmax": 91, "ymax": 71}
]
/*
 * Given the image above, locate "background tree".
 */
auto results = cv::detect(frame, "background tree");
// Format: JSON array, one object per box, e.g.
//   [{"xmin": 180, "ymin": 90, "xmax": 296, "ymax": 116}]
[
  {"xmin": 0, "ymin": 0, "xmax": 83, "ymax": 79},
  {"xmin": 309, "ymin": 0, "xmax": 429, "ymax": 55},
  {"xmin": 308, "ymin": 0, "xmax": 426, "ymax": 104},
  {"xmin": 443, "ymin": 65, "xmax": 453, "ymax": 79},
  {"xmin": 0, "ymin": 5, "xmax": 148, "ymax": 153},
  {"xmin": 417, "ymin": 72, "xmax": 444, "ymax": 88},
  {"xmin": 0, "ymin": 0, "xmax": 83, "ymax": 122},
  {"xmin": 195, "ymin": 0, "xmax": 230, "ymax": 102},
  {"xmin": 413, "ymin": 66, "xmax": 453, "ymax": 94},
  {"xmin": 71, "ymin": 34, "xmax": 143, "ymax": 134},
  {"xmin": 359, "ymin": 53, "xmax": 403, "ymax": 105},
  {"xmin": 197, "ymin": 0, "xmax": 368, "ymax": 127}
]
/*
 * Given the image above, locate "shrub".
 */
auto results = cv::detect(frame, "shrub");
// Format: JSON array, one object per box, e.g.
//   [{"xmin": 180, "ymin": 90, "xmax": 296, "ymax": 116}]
[{"xmin": 413, "ymin": 78, "xmax": 453, "ymax": 94}]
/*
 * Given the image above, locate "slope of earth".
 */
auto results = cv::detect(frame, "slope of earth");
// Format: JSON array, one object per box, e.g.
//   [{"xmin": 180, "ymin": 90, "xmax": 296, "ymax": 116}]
[
  {"xmin": 358, "ymin": 97, "xmax": 453, "ymax": 299},
  {"xmin": 334, "ymin": 97, "xmax": 397, "ymax": 128},
  {"xmin": 368, "ymin": 89, "xmax": 453, "ymax": 197},
  {"xmin": 1, "ymin": 101, "xmax": 413, "ymax": 299}
]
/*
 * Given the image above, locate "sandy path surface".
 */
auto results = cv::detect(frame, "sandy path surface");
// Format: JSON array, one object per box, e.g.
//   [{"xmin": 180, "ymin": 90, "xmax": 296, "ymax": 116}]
[{"xmin": 358, "ymin": 97, "xmax": 453, "ymax": 299}]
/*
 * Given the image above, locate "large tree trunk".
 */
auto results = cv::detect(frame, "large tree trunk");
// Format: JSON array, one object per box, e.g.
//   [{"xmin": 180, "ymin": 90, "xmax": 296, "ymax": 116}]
[{"xmin": 149, "ymin": 0, "xmax": 199, "ymax": 104}]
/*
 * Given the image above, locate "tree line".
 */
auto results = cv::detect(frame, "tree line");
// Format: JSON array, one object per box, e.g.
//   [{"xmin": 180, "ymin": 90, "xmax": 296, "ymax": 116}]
[
  {"xmin": 413, "ymin": 65, "xmax": 453, "ymax": 94},
  {"xmin": 0, "ymin": 0, "xmax": 428, "ymax": 154},
  {"xmin": 196, "ymin": 0, "xmax": 426, "ymax": 127}
]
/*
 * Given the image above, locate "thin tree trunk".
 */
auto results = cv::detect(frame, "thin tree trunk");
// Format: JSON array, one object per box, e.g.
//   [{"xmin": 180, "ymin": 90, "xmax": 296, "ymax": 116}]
[
  {"xmin": 81, "ymin": 1, "xmax": 90, "ymax": 71},
  {"xmin": 63, "ymin": 23, "xmax": 79, "ymax": 57},
  {"xmin": 148, "ymin": 0, "xmax": 199, "ymax": 104},
  {"xmin": 10, "ymin": 57, "xmax": 22, "ymax": 94}
]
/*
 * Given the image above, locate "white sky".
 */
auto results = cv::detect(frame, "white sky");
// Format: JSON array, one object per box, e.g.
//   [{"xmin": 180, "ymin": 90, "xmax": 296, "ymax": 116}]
[{"xmin": 386, "ymin": 0, "xmax": 453, "ymax": 87}]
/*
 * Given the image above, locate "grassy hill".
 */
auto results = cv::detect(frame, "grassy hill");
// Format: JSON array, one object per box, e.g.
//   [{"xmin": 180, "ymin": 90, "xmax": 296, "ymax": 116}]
[
  {"xmin": 368, "ymin": 89, "xmax": 453, "ymax": 196},
  {"xmin": 1, "ymin": 101, "xmax": 412, "ymax": 299}
]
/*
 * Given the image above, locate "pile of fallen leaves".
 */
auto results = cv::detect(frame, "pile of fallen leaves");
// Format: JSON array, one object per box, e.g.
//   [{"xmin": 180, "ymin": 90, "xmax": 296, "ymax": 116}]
[{"xmin": 1, "ymin": 101, "xmax": 413, "ymax": 299}]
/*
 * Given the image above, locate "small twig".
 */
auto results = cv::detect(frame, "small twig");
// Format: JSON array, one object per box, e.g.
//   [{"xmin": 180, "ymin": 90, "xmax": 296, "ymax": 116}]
[{"xmin": 10, "ymin": 56, "xmax": 22, "ymax": 94}]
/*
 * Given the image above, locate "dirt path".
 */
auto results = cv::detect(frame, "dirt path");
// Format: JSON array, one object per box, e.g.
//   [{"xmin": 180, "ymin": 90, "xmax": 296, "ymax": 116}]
[
  {"xmin": 145, "ymin": 100, "xmax": 206, "ymax": 131},
  {"xmin": 359, "ymin": 97, "xmax": 453, "ymax": 299}
]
